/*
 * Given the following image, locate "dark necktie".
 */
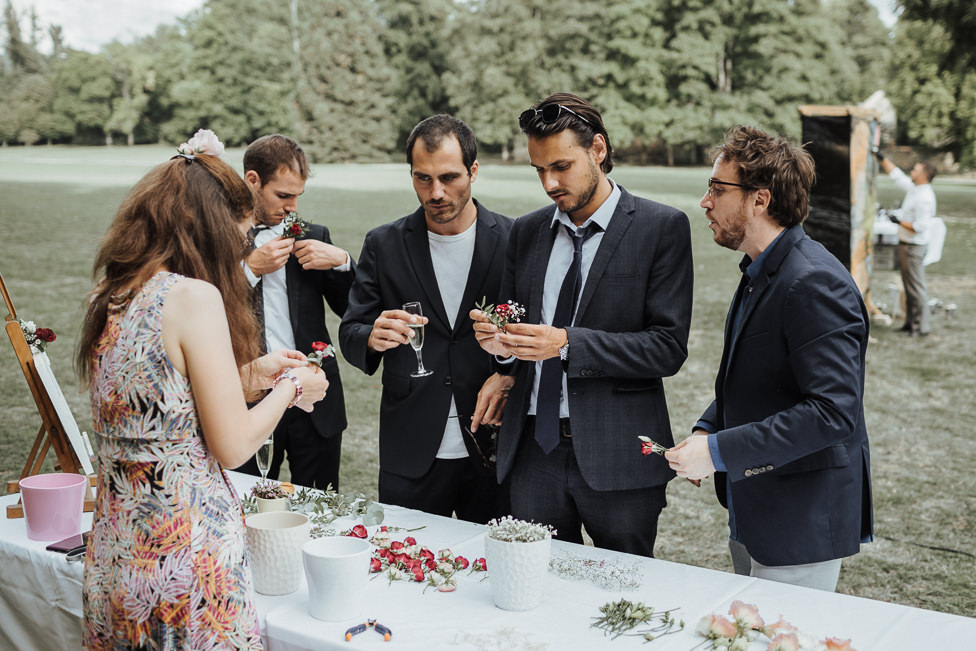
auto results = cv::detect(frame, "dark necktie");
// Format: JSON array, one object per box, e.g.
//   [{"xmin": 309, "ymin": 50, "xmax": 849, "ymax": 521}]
[
  {"xmin": 535, "ymin": 223, "xmax": 598, "ymax": 454},
  {"xmin": 249, "ymin": 225, "xmax": 269, "ymax": 353}
]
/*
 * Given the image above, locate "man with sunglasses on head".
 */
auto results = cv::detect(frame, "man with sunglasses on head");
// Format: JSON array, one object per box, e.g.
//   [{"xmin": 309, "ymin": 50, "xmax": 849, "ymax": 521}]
[
  {"xmin": 665, "ymin": 125, "xmax": 873, "ymax": 591},
  {"xmin": 340, "ymin": 115, "xmax": 513, "ymax": 523},
  {"xmin": 470, "ymin": 93, "xmax": 693, "ymax": 557}
]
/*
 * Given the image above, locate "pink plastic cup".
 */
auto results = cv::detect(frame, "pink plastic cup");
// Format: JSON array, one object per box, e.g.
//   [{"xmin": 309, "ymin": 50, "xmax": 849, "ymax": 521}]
[{"xmin": 18, "ymin": 473, "xmax": 88, "ymax": 541}]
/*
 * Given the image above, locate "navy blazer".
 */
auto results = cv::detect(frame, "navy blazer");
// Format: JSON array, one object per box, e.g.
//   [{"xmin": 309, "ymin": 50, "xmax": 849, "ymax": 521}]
[
  {"xmin": 282, "ymin": 223, "xmax": 355, "ymax": 439},
  {"xmin": 700, "ymin": 225, "xmax": 873, "ymax": 566},
  {"xmin": 496, "ymin": 186, "xmax": 694, "ymax": 491},
  {"xmin": 338, "ymin": 201, "xmax": 513, "ymax": 479}
]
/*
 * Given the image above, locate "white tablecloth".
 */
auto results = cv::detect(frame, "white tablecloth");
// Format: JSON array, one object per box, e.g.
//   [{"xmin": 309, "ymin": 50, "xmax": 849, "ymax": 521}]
[{"xmin": 2, "ymin": 472, "xmax": 974, "ymax": 650}]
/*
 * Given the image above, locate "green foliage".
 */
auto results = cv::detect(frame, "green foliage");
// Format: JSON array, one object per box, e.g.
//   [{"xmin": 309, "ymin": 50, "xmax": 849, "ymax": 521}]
[{"xmin": 292, "ymin": 0, "xmax": 396, "ymax": 162}]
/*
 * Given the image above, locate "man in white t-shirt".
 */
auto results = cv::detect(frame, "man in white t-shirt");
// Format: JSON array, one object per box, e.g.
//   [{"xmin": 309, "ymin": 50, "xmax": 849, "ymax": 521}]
[
  {"xmin": 339, "ymin": 115, "xmax": 513, "ymax": 521},
  {"xmin": 877, "ymin": 150, "xmax": 937, "ymax": 336}
]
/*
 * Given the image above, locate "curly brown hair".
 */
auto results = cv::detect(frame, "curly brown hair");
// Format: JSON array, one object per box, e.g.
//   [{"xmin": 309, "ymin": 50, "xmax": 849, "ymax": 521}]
[
  {"xmin": 76, "ymin": 154, "xmax": 260, "ymax": 382},
  {"xmin": 713, "ymin": 125, "xmax": 815, "ymax": 227}
]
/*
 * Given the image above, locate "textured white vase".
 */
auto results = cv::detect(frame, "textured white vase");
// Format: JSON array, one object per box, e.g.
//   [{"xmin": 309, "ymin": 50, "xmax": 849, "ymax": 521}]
[
  {"xmin": 484, "ymin": 533, "xmax": 551, "ymax": 611},
  {"xmin": 245, "ymin": 511, "xmax": 311, "ymax": 595},
  {"xmin": 303, "ymin": 536, "xmax": 372, "ymax": 621}
]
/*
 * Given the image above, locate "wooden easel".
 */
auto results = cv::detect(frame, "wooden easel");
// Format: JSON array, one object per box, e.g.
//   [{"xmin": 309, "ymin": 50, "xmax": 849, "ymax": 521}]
[{"xmin": 2, "ymin": 272, "xmax": 95, "ymax": 518}]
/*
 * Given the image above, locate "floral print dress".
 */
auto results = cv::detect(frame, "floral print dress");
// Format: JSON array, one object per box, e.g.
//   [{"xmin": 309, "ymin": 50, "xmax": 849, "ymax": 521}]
[{"xmin": 83, "ymin": 271, "xmax": 262, "ymax": 650}]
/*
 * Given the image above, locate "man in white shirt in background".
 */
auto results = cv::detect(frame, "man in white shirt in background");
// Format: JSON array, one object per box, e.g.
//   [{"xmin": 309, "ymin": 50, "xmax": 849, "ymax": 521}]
[
  {"xmin": 876, "ymin": 150, "xmax": 937, "ymax": 337},
  {"xmin": 236, "ymin": 134, "xmax": 355, "ymax": 490}
]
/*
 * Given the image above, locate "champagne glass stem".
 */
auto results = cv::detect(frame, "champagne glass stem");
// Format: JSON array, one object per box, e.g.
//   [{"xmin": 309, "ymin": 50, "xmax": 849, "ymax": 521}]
[{"xmin": 415, "ymin": 349, "xmax": 428, "ymax": 375}]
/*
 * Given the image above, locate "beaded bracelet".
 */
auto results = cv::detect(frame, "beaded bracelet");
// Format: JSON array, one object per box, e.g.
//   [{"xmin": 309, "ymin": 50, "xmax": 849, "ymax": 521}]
[{"xmin": 273, "ymin": 369, "xmax": 303, "ymax": 408}]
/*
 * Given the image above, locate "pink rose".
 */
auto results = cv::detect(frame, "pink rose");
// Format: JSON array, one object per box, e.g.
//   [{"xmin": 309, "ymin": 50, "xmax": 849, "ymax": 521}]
[
  {"xmin": 696, "ymin": 614, "xmax": 737, "ymax": 640},
  {"xmin": 370, "ymin": 558, "xmax": 383, "ymax": 573},
  {"xmin": 823, "ymin": 638, "xmax": 856, "ymax": 651},
  {"xmin": 767, "ymin": 632, "xmax": 800, "ymax": 651},
  {"xmin": 454, "ymin": 555, "xmax": 469, "ymax": 570},
  {"xmin": 762, "ymin": 616, "xmax": 797, "ymax": 638},
  {"xmin": 437, "ymin": 580, "xmax": 457, "ymax": 592},
  {"xmin": 730, "ymin": 600, "xmax": 764, "ymax": 630},
  {"xmin": 420, "ymin": 548, "xmax": 434, "ymax": 561},
  {"xmin": 404, "ymin": 536, "xmax": 417, "ymax": 546},
  {"xmin": 184, "ymin": 128, "xmax": 225, "ymax": 157},
  {"xmin": 411, "ymin": 567, "xmax": 425, "ymax": 582},
  {"xmin": 312, "ymin": 341, "xmax": 327, "ymax": 352},
  {"xmin": 390, "ymin": 540, "xmax": 404, "ymax": 552},
  {"xmin": 471, "ymin": 557, "xmax": 487, "ymax": 572},
  {"xmin": 425, "ymin": 559, "xmax": 437, "ymax": 572}
]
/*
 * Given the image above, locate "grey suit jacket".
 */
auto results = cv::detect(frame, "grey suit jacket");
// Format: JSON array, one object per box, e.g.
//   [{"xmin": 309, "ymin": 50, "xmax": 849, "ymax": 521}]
[{"xmin": 496, "ymin": 186, "xmax": 694, "ymax": 491}]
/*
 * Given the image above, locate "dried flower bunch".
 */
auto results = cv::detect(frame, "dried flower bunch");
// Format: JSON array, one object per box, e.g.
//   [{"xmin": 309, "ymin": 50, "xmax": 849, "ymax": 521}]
[
  {"xmin": 367, "ymin": 527, "xmax": 486, "ymax": 593},
  {"xmin": 250, "ymin": 480, "xmax": 289, "ymax": 500},
  {"xmin": 243, "ymin": 483, "xmax": 384, "ymax": 538},
  {"xmin": 591, "ymin": 598, "xmax": 683, "ymax": 641},
  {"xmin": 697, "ymin": 601, "xmax": 858, "ymax": 651},
  {"xmin": 549, "ymin": 550, "xmax": 643, "ymax": 591},
  {"xmin": 475, "ymin": 297, "xmax": 526, "ymax": 333},
  {"xmin": 281, "ymin": 212, "xmax": 310, "ymax": 239},
  {"xmin": 19, "ymin": 319, "xmax": 56, "ymax": 353},
  {"xmin": 486, "ymin": 516, "xmax": 555, "ymax": 543},
  {"xmin": 306, "ymin": 341, "xmax": 336, "ymax": 368}
]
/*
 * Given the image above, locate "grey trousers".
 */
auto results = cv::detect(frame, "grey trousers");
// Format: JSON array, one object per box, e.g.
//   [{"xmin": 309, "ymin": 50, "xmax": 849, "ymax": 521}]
[
  {"xmin": 898, "ymin": 242, "xmax": 930, "ymax": 334},
  {"xmin": 729, "ymin": 538, "xmax": 842, "ymax": 592}
]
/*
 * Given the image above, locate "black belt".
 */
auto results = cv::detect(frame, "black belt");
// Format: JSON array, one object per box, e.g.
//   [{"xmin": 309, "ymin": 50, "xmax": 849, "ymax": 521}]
[{"xmin": 527, "ymin": 416, "xmax": 572, "ymax": 438}]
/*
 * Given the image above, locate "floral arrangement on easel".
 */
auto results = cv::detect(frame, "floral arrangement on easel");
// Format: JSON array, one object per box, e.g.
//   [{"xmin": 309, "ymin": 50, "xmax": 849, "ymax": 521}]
[{"xmin": 19, "ymin": 319, "xmax": 56, "ymax": 353}]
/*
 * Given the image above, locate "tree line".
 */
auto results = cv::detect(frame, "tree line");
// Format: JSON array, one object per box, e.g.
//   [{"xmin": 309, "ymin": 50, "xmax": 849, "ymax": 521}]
[{"xmin": 1, "ymin": 0, "xmax": 973, "ymax": 167}]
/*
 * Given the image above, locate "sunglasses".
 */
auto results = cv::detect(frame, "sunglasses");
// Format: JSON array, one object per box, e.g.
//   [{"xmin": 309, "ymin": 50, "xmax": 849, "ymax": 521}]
[{"xmin": 519, "ymin": 104, "xmax": 594, "ymax": 131}]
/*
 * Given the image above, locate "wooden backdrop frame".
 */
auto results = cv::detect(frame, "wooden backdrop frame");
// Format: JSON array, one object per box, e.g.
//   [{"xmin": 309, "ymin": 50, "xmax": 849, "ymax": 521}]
[{"xmin": 1, "ymin": 271, "xmax": 94, "ymax": 518}]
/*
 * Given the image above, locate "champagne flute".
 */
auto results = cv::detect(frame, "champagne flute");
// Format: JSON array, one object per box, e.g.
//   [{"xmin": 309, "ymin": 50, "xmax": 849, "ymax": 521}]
[
  {"xmin": 402, "ymin": 301, "xmax": 433, "ymax": 377},
  {"xmin": 256, "ymin": 435, "xmax": 273, "ymax": 483}
]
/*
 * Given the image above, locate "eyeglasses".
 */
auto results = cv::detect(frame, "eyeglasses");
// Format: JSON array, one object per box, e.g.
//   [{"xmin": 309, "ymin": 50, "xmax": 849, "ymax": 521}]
[
  {"xmin": 519, "ymin": 104, "xmax": 594, "ymax": 131},
  {"xmin": 706, "ymin": 178, "xmax": 760, "ymax": 199}
]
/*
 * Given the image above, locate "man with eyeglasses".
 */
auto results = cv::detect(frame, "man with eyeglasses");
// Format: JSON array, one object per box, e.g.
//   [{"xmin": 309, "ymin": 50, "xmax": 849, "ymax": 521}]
[
  {"xmin": 340, "ymin": 115, "xmax": 513, "ymax": 523},
  {"xmin": 470, "ymin": 93, "xmax": 694, "ymax": 557},
  {"xmin": 665, "ymin": 125, "xmax": 873, "ymax": 591}
]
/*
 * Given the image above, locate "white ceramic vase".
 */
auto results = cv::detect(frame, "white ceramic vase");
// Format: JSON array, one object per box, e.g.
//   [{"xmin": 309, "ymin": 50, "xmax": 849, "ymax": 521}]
[
  {"xmin": 245, "ymin": 511, "xmax": 311, "ymax": 595},
  {"xmin": 303, "ymin": 536, "xmax": 372, "ymax": 621},
  {"xmin": 484, "ymin": 533, "xmax": 551, "ymax": 611},
  {"xmin": 255, "ymin": 496, "xmax": 290, "ymax": 513}
]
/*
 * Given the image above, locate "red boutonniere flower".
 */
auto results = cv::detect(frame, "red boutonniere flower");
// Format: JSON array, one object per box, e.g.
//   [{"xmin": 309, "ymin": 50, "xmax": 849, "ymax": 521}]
[
  {"xmin": 281, "ymin": 212, "xmax": 310, "ymax": 239},
  {"xmin": 19, "ymin": 319, "xmax": 57, "ymax": 353},
  {"xmin": 470, "ymin": 557, "xmax": 487, "ymax": 572},
  {"xmin": 638, "ymin": 435, "xmax": 669, "ymax": 456},
  {"xmin": 307, "ymin": 341, "xmax": 336, "ymax": 368},
  {"xmin": 475, "ymin": 297, "xmax": 526, "ymax": 333}
]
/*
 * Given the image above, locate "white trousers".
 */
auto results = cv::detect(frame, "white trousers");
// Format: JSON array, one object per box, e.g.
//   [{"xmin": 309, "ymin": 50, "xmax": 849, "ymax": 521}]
[{"xmin": 729, "ymin": 539, "xmax": 842, "ymax": 592}]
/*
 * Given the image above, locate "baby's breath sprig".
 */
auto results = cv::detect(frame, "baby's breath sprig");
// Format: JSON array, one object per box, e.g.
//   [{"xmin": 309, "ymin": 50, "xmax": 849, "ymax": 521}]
[{"xmin": 486, "ymin": 515, "xmax": 555, "ymax": 542}]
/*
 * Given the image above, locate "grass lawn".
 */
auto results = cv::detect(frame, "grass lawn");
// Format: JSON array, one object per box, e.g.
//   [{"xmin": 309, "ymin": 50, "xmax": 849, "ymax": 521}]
[{"xmin": 1, "ymin": 145, "xmax": 974, "ymax": 616}]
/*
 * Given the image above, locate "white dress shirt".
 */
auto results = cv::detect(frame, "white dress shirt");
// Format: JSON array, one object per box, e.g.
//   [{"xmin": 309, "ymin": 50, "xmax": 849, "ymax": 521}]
[
  {"xmin": 889, "ymin": 168, "xmax": 936, "ymax": 246},
  {"xmin": 243, "ymin": 223, "xmax": 351, "ymax": 352}
]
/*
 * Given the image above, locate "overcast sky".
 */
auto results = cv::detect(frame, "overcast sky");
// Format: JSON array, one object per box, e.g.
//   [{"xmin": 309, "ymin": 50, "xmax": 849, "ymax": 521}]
[{"xmin": 11, "ymin": 0, "xmax": 898, "ymax": 54}]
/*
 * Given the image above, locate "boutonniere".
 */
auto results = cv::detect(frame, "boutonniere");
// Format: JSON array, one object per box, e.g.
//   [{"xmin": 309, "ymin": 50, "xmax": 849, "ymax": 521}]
[
  {"xmin": 281, "ymin": 212, "xmax": 311, "ymax": 239},
  {"xmin": 307, "ymin": 341, "xmax": 336, "ymax": 367},
  {"xmin": 475, "ymin": 297, "xmax": 526, "ymax": 333},
  {"xmin": 638, "ymin": 436, "xmax": 669, "ymax": 456}
]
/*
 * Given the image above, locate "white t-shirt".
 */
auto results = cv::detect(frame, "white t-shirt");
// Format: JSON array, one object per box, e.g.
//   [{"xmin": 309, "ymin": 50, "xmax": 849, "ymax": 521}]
[
  {"xmin": 889, "ymin": 168, "xmax": 936, "ymax": 246},
  {"xmin": 428, "ymin": 220, "xmax": 477, "ymax": 459}
]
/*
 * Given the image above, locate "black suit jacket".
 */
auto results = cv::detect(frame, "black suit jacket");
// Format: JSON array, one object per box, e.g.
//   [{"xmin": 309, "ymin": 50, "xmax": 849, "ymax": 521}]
[
  {"xmin": 699, "ymin": 225, "xmax": 873, "ymax": 566},
  {"xmin": 496, "ymin": 187, "xmax": 694, "ymax": 491},
  {"xmin": 277, "ymin": 223, "xmax": 354, "ymax": 438},
  {"xmin": 338, "ymin": 201, "xmax": 513, "ymax": 478}
]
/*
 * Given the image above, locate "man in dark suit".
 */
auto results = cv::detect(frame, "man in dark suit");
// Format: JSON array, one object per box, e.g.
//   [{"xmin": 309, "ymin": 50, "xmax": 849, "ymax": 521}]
[
  {"xmin": 666, "ymin": 125, "xmax": 873, "ymax": 591},
  {"xmin": 471, "ymin": 93, "xmax": 694, "ymax": 557},
  {"xmin": 234, "ymin": 134, "xmax": 354, "ymax": 490},
  {"xmin": 339, "ymin": 115, "xmax": 513, "ymax": 522}
]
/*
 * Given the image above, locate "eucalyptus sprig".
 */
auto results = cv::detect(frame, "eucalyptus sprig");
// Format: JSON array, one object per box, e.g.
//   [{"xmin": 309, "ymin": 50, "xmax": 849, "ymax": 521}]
[
  {"xmin": 591, "ymin": 599, "xmax": 683, "ymax": 642},
  {"xmin": 242, "ymin": 483, "xmax": 385, "ymax": 533}
]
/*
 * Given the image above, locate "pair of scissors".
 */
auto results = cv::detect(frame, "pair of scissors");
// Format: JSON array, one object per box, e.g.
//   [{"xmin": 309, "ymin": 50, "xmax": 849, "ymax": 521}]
[{"xmin": 344, "ymin": 619, "xmax": 392, "ymax": 642}]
